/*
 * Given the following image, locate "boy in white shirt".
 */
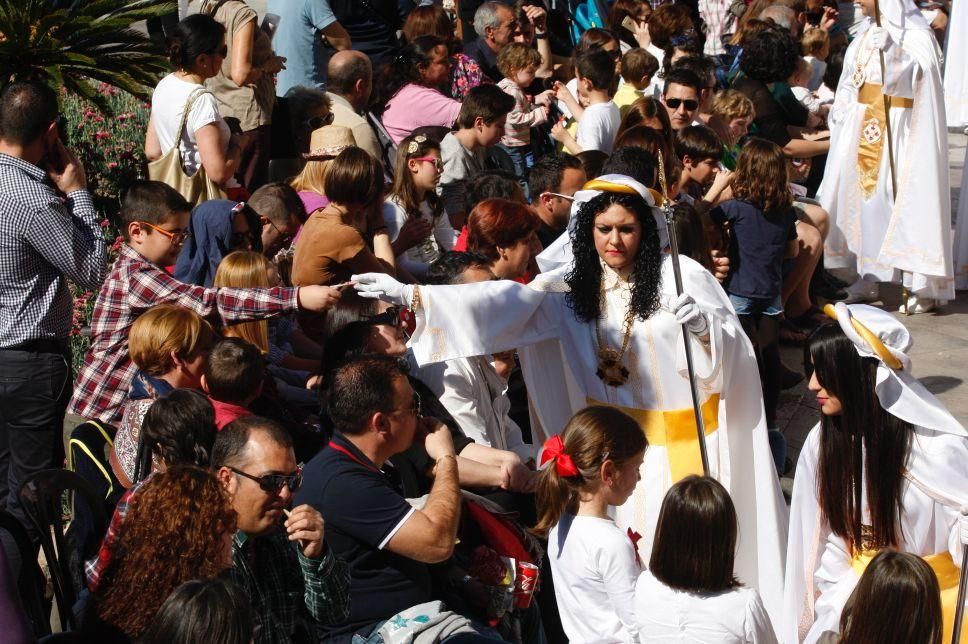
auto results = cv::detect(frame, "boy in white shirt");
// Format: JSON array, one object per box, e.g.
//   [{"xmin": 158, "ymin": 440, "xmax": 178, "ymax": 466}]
[
  {"xmin": 789, "ymin": 57, "xmax": 828, "ymax": 128},
  {"xmin": 551, "ymin": 49, "xmax": 621, "ymax": 155}
]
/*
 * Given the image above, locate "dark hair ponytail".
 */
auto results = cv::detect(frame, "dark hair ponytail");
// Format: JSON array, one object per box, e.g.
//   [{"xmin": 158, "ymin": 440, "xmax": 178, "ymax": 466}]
[
  {"xmin": 133, "ymin": 389, "xmax": 217, "ymax": 484},
  {"xmin": 166, "ymin": 14, "xmax": 226, "ymax": 70},
  {"xmin": 370, "ymin": 35, "xmax": 447, "ymax": 116},
  {"xmin": 532, "ymin": 406, "xmax": 647, "ymax": 536}
]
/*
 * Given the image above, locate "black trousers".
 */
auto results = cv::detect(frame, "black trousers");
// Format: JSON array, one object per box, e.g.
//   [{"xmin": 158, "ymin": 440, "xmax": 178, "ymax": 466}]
[{"xmin": 0, "ymin": 346, "xmax": 71, "ymax": 542}]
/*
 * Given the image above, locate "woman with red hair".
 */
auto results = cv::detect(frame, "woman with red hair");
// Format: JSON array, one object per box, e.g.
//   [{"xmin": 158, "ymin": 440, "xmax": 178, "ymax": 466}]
[{"xmin": 466, "ymin": 198, "xmax": 542, "ymax": 282}]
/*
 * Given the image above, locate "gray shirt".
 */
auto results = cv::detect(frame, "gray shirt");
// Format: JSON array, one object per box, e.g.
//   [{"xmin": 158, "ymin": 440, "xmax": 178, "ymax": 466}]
[
  {"xmin": 437, "ymin": 132, "xmax": 487, "ymax": 218},
  {"xmin": 0, "ymin": 154, "xmax": 106, "ymax": 347}
]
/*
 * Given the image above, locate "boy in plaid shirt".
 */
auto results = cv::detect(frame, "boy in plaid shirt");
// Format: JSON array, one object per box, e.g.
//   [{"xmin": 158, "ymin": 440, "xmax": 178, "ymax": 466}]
[{"xmin": 66, "ymin": 181, "xmax": 341, "ymax": 433}]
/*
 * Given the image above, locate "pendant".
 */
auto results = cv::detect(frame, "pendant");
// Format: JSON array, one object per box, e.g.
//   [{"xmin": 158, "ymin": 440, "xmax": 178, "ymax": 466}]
[
  {"xmin": 851, "ymin": 67, "xmax": 865, "ymax": 88},
  {"xmin": 596, "ymin": 349, "xmax": 630, "ymax": 387}
]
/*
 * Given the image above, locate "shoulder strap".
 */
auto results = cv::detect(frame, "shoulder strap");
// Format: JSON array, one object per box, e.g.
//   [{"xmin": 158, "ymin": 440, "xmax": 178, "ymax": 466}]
[
  {"xmin": 203, "ymin": 0, "xmax": 234, "ymax": 17},
  {"xmin": 177, "ymin": 87, "xmax": 212, "ymax": 139}
]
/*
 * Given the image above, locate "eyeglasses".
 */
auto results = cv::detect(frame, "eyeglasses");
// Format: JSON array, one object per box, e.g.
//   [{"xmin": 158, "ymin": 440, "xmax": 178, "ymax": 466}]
[
  {"xmin": 210, "ymin": 45, "xmax": 228, "ymax": 58},
  {"xmin": 413, "ymin": 157, "xmax": 443, "ymax": 171},
  {"xmin": 230, "ymin": 202, "xmax": 265, "ymax": 251},
  {"xmin": 228, "ymin": 466, "xmax": 303, "ymax": 494},
  {"xmin": 665, "ymin": 98, "xmax": 699, "ymax": 111},
  {"xmin": 260, "ymin": 214, "xmax": 294, "ymax": 245},
  {"xmin": 365, "ymin": 305, "xmax": 403, "ymax": 328},
  {"xmin": 138, "ymin": 220, "xmax": 191, "ymax": 244},
  {"xmin": 306, "ymin": 112, "xmax": 335, "ymax": 130},
  {"xmin": 542, "ymin": 191, "xmax": 575, "ymax": 202},
  {"xmin": 390, "ymin": 392, "xmax": 422, "ymax": 419}
]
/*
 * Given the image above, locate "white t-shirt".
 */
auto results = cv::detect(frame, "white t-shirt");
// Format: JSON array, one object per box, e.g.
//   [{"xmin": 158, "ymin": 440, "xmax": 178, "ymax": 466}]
[
  {"xmin": 634, "ymin": 570, "xmax": 778, "ymax": 643},
  {"xmin": 382, "ymin": 196, "xmax": 457, "ymax": 279},
  {"xmin": 548, "ymin": 514, "xmax": 640, "ymax": 643},
  {"xmin": 577, "ymin": 102, "xmax": 621, "ymax": 154},
  {"xmin": 151, "ymin": 73, "xmax": 231, "ymax": 177}
]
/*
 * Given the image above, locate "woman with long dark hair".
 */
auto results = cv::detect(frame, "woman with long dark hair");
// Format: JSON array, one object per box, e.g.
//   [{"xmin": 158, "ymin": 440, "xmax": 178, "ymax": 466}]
[
  {"xmin": 352, "ymin": 175, "xmax": 787, "ymax": 623},
  {"xmin": 782, "ymin": 303, "xmax": 968, "ymax": 644}
]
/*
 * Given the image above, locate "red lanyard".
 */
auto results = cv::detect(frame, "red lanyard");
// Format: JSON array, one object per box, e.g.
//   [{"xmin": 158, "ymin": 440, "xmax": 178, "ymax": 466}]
[{"xmin": 328, "ymin": 441, "xmax": 381, "ymax": 474}]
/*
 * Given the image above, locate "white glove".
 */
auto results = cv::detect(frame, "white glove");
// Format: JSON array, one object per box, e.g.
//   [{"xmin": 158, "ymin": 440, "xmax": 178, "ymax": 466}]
[
  {"xmin": 868, "ymin": 26, "xmax": 890, "ymax": 51},
  {"xmin": 352, "ymin": 273, "xmax": 413, "ymax": 307},
  {"xmin": 673, "ymin": 293, "xmax": 709, "ymax": 337},
  {"xmin": 960, "ymin": 505, "xmax": 968, "ymax": 546}
]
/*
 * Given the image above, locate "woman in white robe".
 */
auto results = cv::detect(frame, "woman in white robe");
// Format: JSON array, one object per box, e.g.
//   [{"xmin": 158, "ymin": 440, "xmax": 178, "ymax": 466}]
[
  {"xmin": 782, "ymin": 303, "xmax": 968, "ymax": 644},
  {"xmin": 817, "ymin": 0, "xmax": 954, "ymax": 309},
  {"xmin": 354, "ymin": 176, "xmax": 788, "ymax": 627},
  {"xmin": 946, "ymin": 2, "xmax": 968, "ymax": 291}
]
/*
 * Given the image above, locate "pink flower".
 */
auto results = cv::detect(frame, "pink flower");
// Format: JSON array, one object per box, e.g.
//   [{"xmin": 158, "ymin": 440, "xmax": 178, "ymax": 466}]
[{"xmin": 106, "ymin": 162, "xmax": 118, "ymax": 170}]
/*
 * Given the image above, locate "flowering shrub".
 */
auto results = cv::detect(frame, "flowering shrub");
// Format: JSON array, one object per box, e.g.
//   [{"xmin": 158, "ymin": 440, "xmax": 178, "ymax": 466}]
[{"xmin": 63, "ymin": 85, "xmax": 149, "ymax": 374}]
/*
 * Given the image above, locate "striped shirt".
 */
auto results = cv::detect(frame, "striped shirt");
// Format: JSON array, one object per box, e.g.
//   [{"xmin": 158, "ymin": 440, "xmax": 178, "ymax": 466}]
[
  {"xmin": 498, "ymin": 78, "xmax": 549, "ymax": 148},
  {"xmin": 0, "ymin": 154, "xmax": 106, "ymax": 347},
  {"xmin": 68, "ymin": 243, "xmax": 299, "ymax": 424}
]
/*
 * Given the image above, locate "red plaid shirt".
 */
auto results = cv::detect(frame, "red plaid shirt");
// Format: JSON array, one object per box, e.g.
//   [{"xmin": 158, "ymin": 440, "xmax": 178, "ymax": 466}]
[{"xmin": 68, "ymin": 244, "xmax": 299, "ymax": 424}]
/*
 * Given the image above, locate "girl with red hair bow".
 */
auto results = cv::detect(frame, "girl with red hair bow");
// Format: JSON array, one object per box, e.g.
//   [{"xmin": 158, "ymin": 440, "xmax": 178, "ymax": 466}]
[{"xmin": 532, "ymin": 405, "xmax": 647, "ymax": 644}]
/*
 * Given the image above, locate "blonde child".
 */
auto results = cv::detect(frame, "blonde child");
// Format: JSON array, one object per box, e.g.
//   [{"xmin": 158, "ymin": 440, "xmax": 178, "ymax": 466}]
[
  {"xmin": 496, "ymin": 43, "xmax": 555, "ymax": 180},
  {"xmin": 635, "ymin": 476, "xmax": 778, "ymax": 643},
  {"xmin": 533, "ymin": 406, "xmax": 648, "ymax": 644},
  {"xmin": 383, "ymin": 133, "xmax": 458, "ymax": 279},
  {"xmin": 710, "ymin": 89, "xmax": 755, "ymax": 170},
  {"xmin": 801, "ymin": 27, "xmax": 830, "ymax": 92},
  {"xmin": 614, "ymin": 48, "xmax": 661, "ymax": 116},
  {"xmin": 788, "ymin": 57, "xmax": 828, "ymax": 127}
]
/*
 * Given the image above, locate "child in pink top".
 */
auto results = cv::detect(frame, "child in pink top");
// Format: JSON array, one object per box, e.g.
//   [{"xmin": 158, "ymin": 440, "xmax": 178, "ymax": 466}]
[{"xmin": 496, "ymin": 43, "xmax": 554, "ymax": 190}]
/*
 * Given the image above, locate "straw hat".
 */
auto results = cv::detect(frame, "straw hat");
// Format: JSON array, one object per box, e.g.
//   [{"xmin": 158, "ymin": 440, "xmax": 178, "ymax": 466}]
[{"xmin": 303, "ymin": 125, "xmax": 357, "ymax": 160}]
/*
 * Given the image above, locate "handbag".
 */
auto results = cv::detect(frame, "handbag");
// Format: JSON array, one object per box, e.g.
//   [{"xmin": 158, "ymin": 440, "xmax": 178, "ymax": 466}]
[{"xmin": 148, "ymin": 87, "xmax": 227, "ymax": 205}]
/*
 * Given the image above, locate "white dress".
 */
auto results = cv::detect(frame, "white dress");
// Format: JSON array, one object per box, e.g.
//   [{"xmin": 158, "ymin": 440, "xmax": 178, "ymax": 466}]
[
  {"xmin": 406, "ymin": 254, "xmax": 788, "ymax": 626},
  {"xmin": 946, "ymin": 1, "xmax": 968, "ymax": 289},
  {"xmin": 781, "ymin": 422, "xmax": 968, "ymax": 643},
  {"xmin": 382, "ymin": 197, "xmax": 458, "ymax": 280},
  {"xmin": 549, "ymin": 514, "xmax": 641, "ymax": 643},
  {"xmin": 635, "ymin": 570, "xmax": 778, "ymax": 644},
  {"xmin": 817, "ymin": 21, "xmax": 954, "ymax": 300}
]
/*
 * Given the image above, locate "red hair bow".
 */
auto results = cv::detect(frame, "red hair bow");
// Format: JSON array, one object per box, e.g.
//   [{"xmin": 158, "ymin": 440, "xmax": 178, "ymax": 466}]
[
  {"xmin": 539, "ymin": 435, "xmax": 580, "ymax": 478},
  {"xmin": 627, "ymin": 528, "xmax": 643, "ymax": 567}
]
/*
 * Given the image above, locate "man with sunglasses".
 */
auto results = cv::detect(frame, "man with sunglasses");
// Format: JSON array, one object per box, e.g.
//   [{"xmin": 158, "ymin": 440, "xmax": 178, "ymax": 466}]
[
  {"xmin": 661, "ymin": 68, "xmax": 704, "ymax": 131},
  {"xmin": 215, "ymin": 416, "xmax": 351, "ymax": 644},
  {"xmin": 0, "ymin": 81, "xmax": 107, "ymax": 542}
]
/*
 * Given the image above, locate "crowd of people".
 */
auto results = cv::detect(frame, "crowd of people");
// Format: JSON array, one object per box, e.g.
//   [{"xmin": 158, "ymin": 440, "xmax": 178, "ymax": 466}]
[{"xmin": 1, "ymin": 0, "xmax": 967, "ymax": 643}]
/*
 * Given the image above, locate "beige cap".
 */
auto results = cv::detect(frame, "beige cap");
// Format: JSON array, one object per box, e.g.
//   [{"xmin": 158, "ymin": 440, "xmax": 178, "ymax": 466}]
[{"xmin": 303, "ymin": 125, "xmax": 357, "ymax": 160}]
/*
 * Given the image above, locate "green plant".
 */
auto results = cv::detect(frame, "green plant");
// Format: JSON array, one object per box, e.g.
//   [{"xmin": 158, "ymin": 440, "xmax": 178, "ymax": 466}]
[
  {"xmin": 63, "ymin": 87, "xmax": 150, "ymax": 374},
  {"xmin": 0, "ymin": 0, "xmax": 175, "ymax": 113}
]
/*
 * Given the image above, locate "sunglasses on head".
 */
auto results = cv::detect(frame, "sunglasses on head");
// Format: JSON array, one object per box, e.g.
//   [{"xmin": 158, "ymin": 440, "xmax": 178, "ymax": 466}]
[
  {"xmin": 307, "ymin": 112, "xmax": 335, "ymax": 130},
  {"xmin": 229, "ymin": 466, "xmax": 303, "ymax": 494},
  {"xmin": 666, "ymin": 98, "xmax": 699, "ymax": 111}
]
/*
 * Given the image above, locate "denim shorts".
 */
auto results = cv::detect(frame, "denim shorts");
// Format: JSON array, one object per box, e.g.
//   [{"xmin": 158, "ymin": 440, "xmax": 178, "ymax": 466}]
[{"xmin": 729, "ymin": 293, "xmax": 783, "ymax": 316}]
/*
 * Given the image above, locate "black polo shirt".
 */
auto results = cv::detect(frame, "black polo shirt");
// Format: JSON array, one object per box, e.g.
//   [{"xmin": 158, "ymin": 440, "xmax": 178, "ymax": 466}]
[
  {"xmin": 295, "ymin": 433, "xmax": 433, "ymax": 642},
  {"xmin": 463, "ymin": 37, "xmax": 502, "ymax": 82}
]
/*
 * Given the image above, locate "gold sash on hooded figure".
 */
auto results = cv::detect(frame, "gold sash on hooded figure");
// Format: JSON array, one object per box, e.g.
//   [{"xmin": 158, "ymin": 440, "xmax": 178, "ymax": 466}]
[
  {"xmin": 856, "ymin": 83, "xmax": 914, "ymax": 199},
  {"xmin": 586, "ymin": 395, "xmax": 719, "ymax": 482},
  {"xmin": 851, "ymin": 549, "xmax": 967, "ymax": 643}
]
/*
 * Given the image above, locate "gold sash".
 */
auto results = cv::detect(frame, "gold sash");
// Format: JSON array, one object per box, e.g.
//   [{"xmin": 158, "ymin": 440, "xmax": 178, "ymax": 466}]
[
  {"xmin": 856, "ymin": 83, "xmax": 914, "ymax": 199},
  {"xmin": 851, "ymin": 549, "xmax": 967, "ymax": 643},
  {"xmin": 586, "ymin": 395, "xmax": 719, "ymax": 481}
]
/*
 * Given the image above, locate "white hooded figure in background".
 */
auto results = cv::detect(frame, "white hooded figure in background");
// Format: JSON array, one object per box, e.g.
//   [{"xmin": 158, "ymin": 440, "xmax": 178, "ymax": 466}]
[
  {"xmin": 817, "ymin": 0, "xmax": 954, "ymax": 311},
  {"xmin": 947, "ymin": 2, "xmax": 968, "ymax": 290}
]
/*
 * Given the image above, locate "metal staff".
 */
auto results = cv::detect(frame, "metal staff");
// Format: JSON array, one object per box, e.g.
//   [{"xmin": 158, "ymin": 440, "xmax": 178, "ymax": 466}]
[
  {"xmin": 662, "ymin": 200, "xmax": 710, "ymax": 476},
  {"xmin": 953, "ymin": 506, "xmax": 968, "ymax": 644},
  {"xmin": 873, "ymin": 0, "xmax": 911, "ymax": 313}
]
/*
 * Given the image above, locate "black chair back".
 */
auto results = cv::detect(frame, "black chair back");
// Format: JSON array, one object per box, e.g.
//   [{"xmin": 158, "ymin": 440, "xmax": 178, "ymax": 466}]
[
  {"xmin": 0, "ymin": 508, "xmax": 50, "ymax": 637},
  {"xmin": 19, "ymin": 469, "xmax": 107, "ymax": 633}
]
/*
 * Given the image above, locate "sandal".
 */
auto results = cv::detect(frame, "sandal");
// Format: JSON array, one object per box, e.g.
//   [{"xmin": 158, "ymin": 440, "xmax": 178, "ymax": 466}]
[{"xmin": 786, "ymin": 307, "xmax": 829, "ymax": 330}]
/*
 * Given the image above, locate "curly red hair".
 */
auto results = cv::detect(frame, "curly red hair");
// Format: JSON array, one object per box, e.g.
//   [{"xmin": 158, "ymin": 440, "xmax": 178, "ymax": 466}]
[{"xmin": 94, "ymin": 466, "xmax": 237, "ymax": 639}]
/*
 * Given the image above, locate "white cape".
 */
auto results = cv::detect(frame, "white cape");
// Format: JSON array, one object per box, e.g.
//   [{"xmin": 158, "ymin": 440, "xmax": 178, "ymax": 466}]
[
  {"xmin": 817, "ymin": 20, "xmax": 954, "ymax": 300},
  {"xmin": 781, "ymin": 422, "xmax": 968, "ymax": 643},
  {"xmin": 943, "ymin": 0, "xmax": 968, "ymax": 128},
  {"xmin": 407, "ymin": 255, "xmax": 788, "ymax": 629}
]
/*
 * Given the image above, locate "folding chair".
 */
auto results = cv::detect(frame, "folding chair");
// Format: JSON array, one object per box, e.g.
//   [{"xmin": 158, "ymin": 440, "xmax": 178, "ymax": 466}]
[
  {"xmin": 19, "ymin": 470, "xmax": 107, "ymax": 632},
  {"xmin": 0, "ymin": 508, "xmax": 50, "ymax": 637}
]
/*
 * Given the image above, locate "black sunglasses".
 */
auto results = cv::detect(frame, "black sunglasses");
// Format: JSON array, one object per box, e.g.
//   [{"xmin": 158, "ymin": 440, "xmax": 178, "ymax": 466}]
[
  {"xmin": 666, "ymin": 98, "xmax": 699, "ymax": 111},
  {"xmin": 229, "ymin": 466, "xmax": 303, "ymax": 494},
  {"xmin": 307, "ymin": 112, "xmax": 335, "ymax": 130},
  {"xmin": 365, "ymin": 305, "xmax": 403, "ymax": 328}
]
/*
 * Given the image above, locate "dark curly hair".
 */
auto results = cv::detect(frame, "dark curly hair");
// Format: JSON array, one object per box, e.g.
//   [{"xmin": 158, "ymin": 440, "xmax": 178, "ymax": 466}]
[
  {"xmin": 739, "ymin": 25, "xmax": 800, "ymax": 84},
  {"xmin": 93, "ymin": 466, "xmax": 237, "ymax": 639},
  {"xmin": 565, "ymin": 192, "xmax": 662, "ymax": 323}
]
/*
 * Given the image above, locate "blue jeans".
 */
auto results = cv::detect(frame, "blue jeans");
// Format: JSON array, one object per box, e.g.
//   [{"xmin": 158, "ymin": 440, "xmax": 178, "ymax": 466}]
[
  {"xmin": 496, "ymin": 144, "xmax": 534, "ymax": 200},
  {"xmin": 728, "ymin": 293, "xmax": 783, "ymax": 316}
]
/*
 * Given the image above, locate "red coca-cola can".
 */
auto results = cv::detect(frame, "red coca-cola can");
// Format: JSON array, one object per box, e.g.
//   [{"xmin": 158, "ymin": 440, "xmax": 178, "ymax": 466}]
[{"xmin": 513, "ymin": 561, "xmax": 540, "ymax": 609}]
